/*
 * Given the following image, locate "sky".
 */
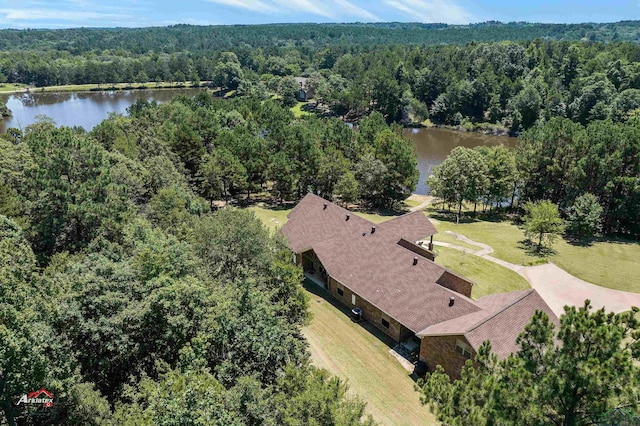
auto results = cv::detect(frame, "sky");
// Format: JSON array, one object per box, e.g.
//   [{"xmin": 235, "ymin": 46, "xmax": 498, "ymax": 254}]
[{"xmin": 0, "ymin": 0, "xmax": 638, "ymax": 29}]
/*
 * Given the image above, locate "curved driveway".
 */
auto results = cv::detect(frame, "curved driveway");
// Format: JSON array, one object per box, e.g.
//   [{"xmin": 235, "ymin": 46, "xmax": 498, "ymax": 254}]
[
  {"xmin": 522, "ymin": 263, "xmax": 640, "ymax": 316},
  {"xmin": 430, "ymin": 231, "xmax": 640, "ymax": 316}
]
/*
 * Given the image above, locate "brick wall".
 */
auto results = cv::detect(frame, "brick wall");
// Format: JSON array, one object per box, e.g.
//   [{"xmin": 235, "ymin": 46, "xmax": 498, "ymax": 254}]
[
  {"xmin": 436, "ymin": 270, "xmax": 473, "ymax": 298},
  {"xmin": 327, "ymin": 276, "xmax": 413, "ymax": 342},
  {"xmin": 419, "ymin": 335, "xmax": 477, "ymax": 379},
  {"xmin": 397, "ymin": 238, "xmax": 436, "ymax": 261}
]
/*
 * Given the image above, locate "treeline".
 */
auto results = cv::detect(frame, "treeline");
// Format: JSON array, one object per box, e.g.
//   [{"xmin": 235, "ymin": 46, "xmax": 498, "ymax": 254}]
[
  {"xmin": 1, "ymin": 21, "xmax": 639, "ymax": 54},
  {"xmin": 96, "ymin": 96, "xmax": 417, "ymax": 209},
  {"xmin": 0, "ymin": 96, "xmax": 385, "ymax": 424},
  {"xmin": 7, "ymin": 39, "xmax": 640, "ymax": 135},
  {"xmin": 429, "ymin": 116, "xmax": 640, "ymax": 238}
]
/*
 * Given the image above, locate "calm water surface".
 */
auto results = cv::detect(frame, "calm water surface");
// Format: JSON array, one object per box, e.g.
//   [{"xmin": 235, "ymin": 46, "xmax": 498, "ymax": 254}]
[
  {"xmin": 0, "ymin": 88, "xmax": 203, "ymax": 133},
  {"xmin": 1, "ymin": 89, "xmax": 516, "ymax": 195},
  {"xmin": 404, "ymin": 127, "xmax": 517, "ymax": 194}
]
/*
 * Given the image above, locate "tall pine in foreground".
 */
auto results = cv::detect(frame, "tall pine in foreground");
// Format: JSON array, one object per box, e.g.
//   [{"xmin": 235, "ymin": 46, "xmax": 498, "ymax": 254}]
[{"xmin": 420, "ymin": 302, "xmax": 640, "ymax": 426}]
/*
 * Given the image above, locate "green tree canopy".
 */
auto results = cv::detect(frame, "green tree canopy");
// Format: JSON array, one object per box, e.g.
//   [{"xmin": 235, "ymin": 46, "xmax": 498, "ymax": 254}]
[{"xmin": 420, "ymin": 302, "xmax": 640, "ymax": 426}]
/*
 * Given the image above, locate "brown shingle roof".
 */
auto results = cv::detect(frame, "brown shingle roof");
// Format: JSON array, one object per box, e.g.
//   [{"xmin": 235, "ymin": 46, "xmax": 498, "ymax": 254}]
[
  {"xmin": 377, "ymin": 210, "xmax": 438, "ymax": 242},
  {"xmin": 281, "ymin": 194, "xmax": 373, "ymax": 254},
  {"xmin": 312, "ymin": 224, "xmax": 481, "ymax": 332},
  {"xmin": 282, "ymin": 194, "xmax": 557, "ymax": 358},
  {"xmin": 282, "ymin": 194, "xmax": 480, "ymax": 332},
  {"xmin": 418, "ymin": 289, "xmax": 560, "ymax": 359}
]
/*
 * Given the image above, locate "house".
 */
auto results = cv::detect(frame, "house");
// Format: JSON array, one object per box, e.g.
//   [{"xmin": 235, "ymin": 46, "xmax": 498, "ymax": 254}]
[
  {"xmin": 294, "ymin": 77, "xmax": 314, "ymax": 102},
  {"xmin": 281, "ymin": 194, "xmax": 559, "ymax": 378}
]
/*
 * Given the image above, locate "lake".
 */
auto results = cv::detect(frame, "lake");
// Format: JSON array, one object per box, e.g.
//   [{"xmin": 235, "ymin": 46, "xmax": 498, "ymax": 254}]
[
  {"xmin": 1, "ymin": 89, "xmax": 516, "ymax": 195},
  {"xmin": 0, "ymin": 88, "xmax": 203, "ymax": 133},
  {"xmin": 403, "ymin": 127, "xmax": 517, "ymax": 194}
]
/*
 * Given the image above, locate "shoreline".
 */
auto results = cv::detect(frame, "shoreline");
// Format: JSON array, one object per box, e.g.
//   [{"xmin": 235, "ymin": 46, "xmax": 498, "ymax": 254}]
[
  {"xmin": 0, "ymin": 81, "xmax": 209, "ymax": 95},
  {"xmin": 1, "ymin": 84, "xmax": 514, "ymax": 138}
]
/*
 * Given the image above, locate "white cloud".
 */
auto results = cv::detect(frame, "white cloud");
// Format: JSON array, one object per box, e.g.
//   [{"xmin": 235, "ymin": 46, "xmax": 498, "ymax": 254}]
[
  {"xmin": 271, "ymin": 0, "xmax": 333, "ymax": 18},
  {"xmin": 331, "ymin": 0, "xmax": 380, "ymax": 21},
  {"xmin": 384, "ymin": 0, "xmax": 473, "ymax": 24},
  {"xmin": 203, "ymin": 0, "xmax": 379, "ymax": 21},
  {"xmin": 0, "ymin": 8, "xmax": 128, "ymax": 21},
  {"xmin": 204, "ymin": 0, "xmax": 275, "ymax": 13}
]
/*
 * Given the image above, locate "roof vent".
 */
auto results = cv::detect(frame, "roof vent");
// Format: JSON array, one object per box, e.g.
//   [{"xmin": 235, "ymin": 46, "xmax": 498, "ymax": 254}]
[
  {"xmin": 362, "ymin": 232, "xmax": 367, "ymax": 237},
  {"xmin": 413, "ymin": 257, "xmax": 418, "ymax": 266},
  {"xmin": 449, "ymin": 296, "xmax": 455, "ymax": 307},
  {"xmin": 371, "ymin": 226, "xmax": 376, "ymax": 234},
  {"xmin": 346, "ymin": 214, "xmax": 350, "ymax": 221},
  {"xmin": 323, "ymin": 203, "xmax": 328, "ymax": 210}
]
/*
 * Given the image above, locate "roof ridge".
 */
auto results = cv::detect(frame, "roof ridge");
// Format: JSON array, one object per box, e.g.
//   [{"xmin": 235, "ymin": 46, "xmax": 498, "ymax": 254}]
[
  {"xmin": 310, "ymin": 194, "xmax": 376, "ymax": 225},
  {"xmin": 465, "ymin": 289, "xmax": 535, "ymax": 333},
  {"xmin": 378, "ymin": 210, "xmax": 423, "ymax": 224}
]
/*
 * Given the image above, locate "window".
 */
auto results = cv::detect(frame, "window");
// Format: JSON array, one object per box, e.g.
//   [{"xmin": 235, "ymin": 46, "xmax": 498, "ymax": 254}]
[
  {"xmin": 381, "ymin": 318, "xmax": 390, "ymax": 328},
  {"xmin": 455, "ymin": 340, "xmax": 472, "ymax": 359},
  {"xmin": 351, "ymin": 294, "xmax": 356, "ymax": 305},
  {"xmin": 337, "ymin": 287, "xmax": 344, "ymax": 296},
  {"xmin": 293, "ymin": 254, "xmax": 297, "ymax": 264}
]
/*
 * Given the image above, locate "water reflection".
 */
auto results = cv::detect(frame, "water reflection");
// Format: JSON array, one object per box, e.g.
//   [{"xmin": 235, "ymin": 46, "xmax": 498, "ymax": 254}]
[
  {"xmin": 403, "ymin": 127, "xmax": 517, "ymax": 195},
  {"xmin": 0, "ymin": 88, "xmax": 203, "ymax": 132},
  {"xmin": 1, "ymin": 89, "xmax": 516, "ymax": 196}
]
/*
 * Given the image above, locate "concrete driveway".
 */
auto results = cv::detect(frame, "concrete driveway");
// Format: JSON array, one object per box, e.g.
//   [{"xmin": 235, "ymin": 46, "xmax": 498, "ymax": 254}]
[
  {"xmin": 522, "ymin": 263, "xmax": 640, "ymax": 316},
  {"xmin": 430, "ymin": 230, "xmax": 640, "ymax": 317}
]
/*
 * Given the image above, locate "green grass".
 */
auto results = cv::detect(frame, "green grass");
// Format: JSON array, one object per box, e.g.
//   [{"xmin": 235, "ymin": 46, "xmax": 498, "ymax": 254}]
[
  {"xmin": 428, "ymin": 210, "xmax": 640, "ymax": 293},
  {"xmin": 0, "ymin": 81, "xmax": 205, "ymax": 94},
  {"xmin": 0, "ymin": 83, "xmax": 28, "ymax": 93},
  {"xmin": 403, "ymin": 198, "xmax": 422, "ymax": 208},
  {"xmin": 432, "ymin": 231, "xmax": 481, "ymax": 252},
  {"xmin": 428, "ymin": 212, "xmax": 546, "ymax": 266},
  {"xmin": 434, "ymin": 246, "xmax": 530, "ymax": 299},
  {"xmin": 303, "ymin": 282, "xmax": 438, "ymax": 425},
  {"xmin": 552, "ymin": 238, "xmax": 640, "ymax": 293},
  {"xmin": 247, "ymin": 205, "xmax": 291, "ymax": 233},
  {"xmin": 290, "ymin": 101, "xmax": 312, "ymax": 118}
]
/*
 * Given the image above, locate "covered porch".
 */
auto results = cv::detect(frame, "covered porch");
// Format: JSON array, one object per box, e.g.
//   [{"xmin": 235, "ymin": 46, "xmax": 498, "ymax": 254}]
[{"xmin": 301, "ymin": 249, "xmax": 328, "ymax": 289}]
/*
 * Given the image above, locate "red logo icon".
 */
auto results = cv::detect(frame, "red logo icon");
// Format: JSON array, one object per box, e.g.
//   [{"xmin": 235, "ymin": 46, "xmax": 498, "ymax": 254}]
[{"xmin": 17, "ymin": 389, "xmax": 54, "ymax": 408}]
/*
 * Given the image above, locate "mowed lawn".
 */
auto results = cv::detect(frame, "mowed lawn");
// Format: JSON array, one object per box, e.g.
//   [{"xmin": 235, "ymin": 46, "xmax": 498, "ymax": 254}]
[
  {"xmin": 428, "ymin": 212, "xmax": 640, "ymax": 294},
  {"xmin": 433, "ymin": 246, "xmax": 530, "ymax": 299},
  {"xmin": 303, "ymin": 282, "xmax": 438, "ymax": 426}
]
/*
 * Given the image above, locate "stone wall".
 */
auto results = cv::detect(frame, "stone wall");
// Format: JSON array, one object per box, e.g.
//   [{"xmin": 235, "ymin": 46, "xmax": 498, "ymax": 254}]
[
  {"xmin": 436, "ymin": 270, "xmax": 473, "ymax": 298},
  {"xmin": 327, "ymin": 276, "xmax": 413, "ymax": 342},
  {"xmin": 419, "ymin": 335, "xmax": 477, "ymax": 379}
]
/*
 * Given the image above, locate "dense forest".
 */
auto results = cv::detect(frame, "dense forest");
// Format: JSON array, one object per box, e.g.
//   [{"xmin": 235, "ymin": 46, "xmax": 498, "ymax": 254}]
[
  {"xmin": 5, "ymin": 26, "xmax": 640, "ymax": 137},
  {"xmin": 2, "ymin": 20, "xmax": 640, "ymax": 424},
  {"xmin": 0, "ymin": 95, "xmax": 395, "ymax": 425},
  {"xmin": 1, "ymin": 85, "xmax": 638, "ymax": 425},
  {"xmin": 2, "ymin": 21, "xmax": 640, "ymax": 53}
]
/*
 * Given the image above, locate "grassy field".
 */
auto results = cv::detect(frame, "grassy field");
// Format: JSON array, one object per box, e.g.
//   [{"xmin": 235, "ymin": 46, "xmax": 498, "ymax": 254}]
[
  {"xmin": 247, "ymin": 205, "xmax": 291, "ymax": 233},
  {"xmin": 434, "ymin": 246, "xmax": 530, "ymax": 299},
  {"xmin": 303, "ymin": 282, "xmax": 438, "ymax": 425},
  {"xmin": 0, "ymin": 81, "xmax": 205, "ymax": 94},
  {"xmin": 552, "ymin": 238, "xmax": 640, "ymax": 293},
  {"xmin": 0, "ymin": 83, "xmax": 28, "ymax": 93},
  {"xmin": 432, "ymin": 230, "xmax": 481, "ymax": 252},
  {"xmin": 428, "ymin": 212, "xmax": 546, "ymax": 266},
  {"xmin": 290, "ymin": 101, "xmax": 312, "ymax": 118},
  {"xmin": 427, "ymin": 209, "xmax": 640, "ymax": 293}
]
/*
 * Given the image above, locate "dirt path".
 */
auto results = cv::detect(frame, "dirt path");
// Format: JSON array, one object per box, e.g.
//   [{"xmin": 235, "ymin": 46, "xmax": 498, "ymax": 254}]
[
  {"xmin": 407, "ymin": 194, "xmax": 433, "ymax": 212},
  {"xmin": 431, "ymin": 231, "xmax": 640, "ymax": 316}
]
